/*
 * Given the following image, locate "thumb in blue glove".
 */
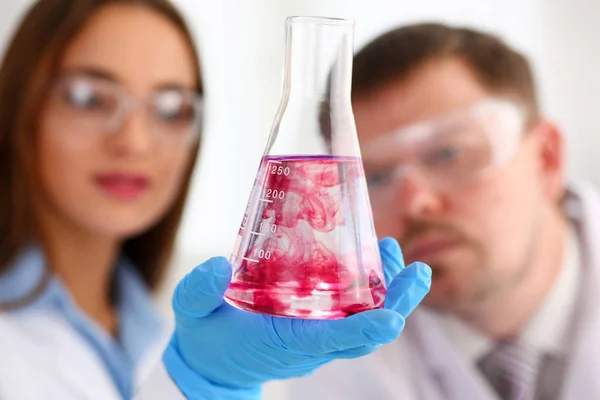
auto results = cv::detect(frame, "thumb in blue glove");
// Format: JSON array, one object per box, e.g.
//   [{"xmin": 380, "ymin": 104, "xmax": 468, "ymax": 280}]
[{"xmin": 163, "ymin": 237, "xmax": 431, "ymax": 398}]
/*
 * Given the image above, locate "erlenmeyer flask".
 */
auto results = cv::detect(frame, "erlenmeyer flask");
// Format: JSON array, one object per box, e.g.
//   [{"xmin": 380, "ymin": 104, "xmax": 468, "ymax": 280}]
[{"xmin": 225, "ymin": 16, "xmax": 386, "ymax": 319}]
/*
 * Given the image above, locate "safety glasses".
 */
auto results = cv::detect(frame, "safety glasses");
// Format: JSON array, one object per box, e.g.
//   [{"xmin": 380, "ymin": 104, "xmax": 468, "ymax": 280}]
[
  {"xmin": 46, "ymin": 72, "xmax": 203, "ymax": 146},
  {"xmin": 361, "ymin": 98, "xmax": 528, "ymax": 208}
]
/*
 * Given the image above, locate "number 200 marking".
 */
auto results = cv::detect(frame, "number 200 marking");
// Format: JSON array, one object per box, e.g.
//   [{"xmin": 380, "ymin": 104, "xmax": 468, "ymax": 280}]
[{"xmin": 266, "ymin": 189, "xmax": 285, "ymax": 199}]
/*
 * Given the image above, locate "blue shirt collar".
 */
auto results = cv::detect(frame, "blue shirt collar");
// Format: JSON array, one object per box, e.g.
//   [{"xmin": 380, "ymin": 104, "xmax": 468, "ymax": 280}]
[
  {"xmin": 115, "ymin": 259, "xmax": 166, "ymax": 365},
  {"xmin": 0, "ymin": 245, "xmax": 50, "ymax": 307}
]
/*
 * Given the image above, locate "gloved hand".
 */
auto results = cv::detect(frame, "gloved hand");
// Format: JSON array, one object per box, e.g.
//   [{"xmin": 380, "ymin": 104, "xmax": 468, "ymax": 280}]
[{"xmin": 163, "ymin": 237, "xmax": 431, "ymax": 399}]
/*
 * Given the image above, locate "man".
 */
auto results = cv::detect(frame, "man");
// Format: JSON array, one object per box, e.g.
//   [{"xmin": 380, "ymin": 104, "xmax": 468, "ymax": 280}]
[{"xmin": 283, "ymin": 22, "xmax": 600, "ymax": 400}]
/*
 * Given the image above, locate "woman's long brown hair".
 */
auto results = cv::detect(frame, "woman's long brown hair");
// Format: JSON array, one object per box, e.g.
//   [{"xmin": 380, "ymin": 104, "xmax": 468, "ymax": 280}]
[{"xmin": 0, "ymin": 0, "xmax": 203, "ymax": 297}]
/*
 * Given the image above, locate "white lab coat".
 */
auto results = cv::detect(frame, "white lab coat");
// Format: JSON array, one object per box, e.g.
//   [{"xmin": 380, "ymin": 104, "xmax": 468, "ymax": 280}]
[
  {"xmin": 0, "ymin": 307, "xmax": 188, "ymax": 400},
  {"xmin": 0, "ymin": 183, "xmax": 598, "ymax": 400},
  {"xmin": 283, "ymin": 182, "xmax": 600, "ymax": 400}
]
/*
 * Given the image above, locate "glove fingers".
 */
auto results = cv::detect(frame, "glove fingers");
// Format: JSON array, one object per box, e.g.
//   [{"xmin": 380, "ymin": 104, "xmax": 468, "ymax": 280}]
[
  {"xmin": 327, "ymin": 343, "xmax": 381, "ymax": 359},
  {"xmin": 172, "ymin": 257, "xmax": 232, "ymax": 319},
  {"xmin": 277, "ymin": 309, "xmax": 405, "ymax": 355},
  {"xmin": 379, "ymin": 237, "xmax": 405, "ymax": 286},
  {"xmin": 384, "ymin": 262, "xmax": 432, "ymax": 318}
]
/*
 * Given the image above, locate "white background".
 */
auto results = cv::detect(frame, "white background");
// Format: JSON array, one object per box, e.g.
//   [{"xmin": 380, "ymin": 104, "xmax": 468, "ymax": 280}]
[{"xmin": 2, "ymin": 1, "xmax": 599, "ymax": 398}]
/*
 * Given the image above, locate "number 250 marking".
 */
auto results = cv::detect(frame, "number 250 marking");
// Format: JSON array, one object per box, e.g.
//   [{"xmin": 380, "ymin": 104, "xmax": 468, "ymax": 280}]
[{"xmin": 271, "ymin": 165, "xmax": 291, "ymax": 176}]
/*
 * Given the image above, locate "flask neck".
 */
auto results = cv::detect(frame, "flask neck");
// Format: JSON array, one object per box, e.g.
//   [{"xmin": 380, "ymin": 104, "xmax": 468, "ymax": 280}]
[{"xmin": 283, "ymin": 17, "xmax": 354, "ymax": 103}]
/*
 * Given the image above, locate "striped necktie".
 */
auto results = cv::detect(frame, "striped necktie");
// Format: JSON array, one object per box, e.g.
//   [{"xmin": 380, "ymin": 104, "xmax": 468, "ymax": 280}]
[
  {"xmin": 477, "ymin": 340, "xmax": 538, "ymax": 400},
  {"xmin": 532, "ymin": 353, "xmax": 567, "ymax": 400}
]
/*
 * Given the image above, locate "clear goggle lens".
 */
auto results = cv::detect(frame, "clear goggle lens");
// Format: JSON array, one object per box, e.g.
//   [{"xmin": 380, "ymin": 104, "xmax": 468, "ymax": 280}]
[
  {"xmin": 49, "ymin": 74, "xmax": 203, "ymax": 145},
  {"xmin": 361, "ymin": 99, "xmax": 527, "ymax": 206}
]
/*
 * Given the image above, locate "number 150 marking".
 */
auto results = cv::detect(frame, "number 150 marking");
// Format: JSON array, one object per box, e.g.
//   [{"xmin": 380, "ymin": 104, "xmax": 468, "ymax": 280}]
[{"xmin": 259, "ymin": 222, "xmax": 277, "ymax": 233}]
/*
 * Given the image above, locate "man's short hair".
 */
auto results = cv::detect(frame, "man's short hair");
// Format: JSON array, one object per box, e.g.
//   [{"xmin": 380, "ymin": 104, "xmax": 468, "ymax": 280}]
[{"xmin": 351, "ymin": 22, "xmax": 539, "ymax": 122}]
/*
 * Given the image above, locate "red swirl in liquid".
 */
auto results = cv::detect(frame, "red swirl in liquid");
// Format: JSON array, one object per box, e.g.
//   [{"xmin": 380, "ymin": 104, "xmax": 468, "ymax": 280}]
[{"xmin": 226, "ymin": 155, "xmax": 386, "ymax": 319}]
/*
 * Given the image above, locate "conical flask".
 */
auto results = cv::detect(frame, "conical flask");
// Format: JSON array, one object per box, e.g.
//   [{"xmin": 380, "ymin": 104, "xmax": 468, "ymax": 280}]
[{"xmin": 224, "ymin": 16, "xmax": 386, "ymax": 319}]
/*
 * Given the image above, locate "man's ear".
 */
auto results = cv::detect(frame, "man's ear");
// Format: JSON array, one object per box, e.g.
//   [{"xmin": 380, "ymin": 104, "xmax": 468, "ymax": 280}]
[{"xmin": 531, "ymin": 119, "xmax": 565, "ymax": 202}]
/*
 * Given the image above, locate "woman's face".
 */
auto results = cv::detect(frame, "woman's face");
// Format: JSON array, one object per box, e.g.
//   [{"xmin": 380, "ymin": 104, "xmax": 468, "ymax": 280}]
[{"xmin": 37, "ymin": 3, "xmax": 199, "ymax": 239}]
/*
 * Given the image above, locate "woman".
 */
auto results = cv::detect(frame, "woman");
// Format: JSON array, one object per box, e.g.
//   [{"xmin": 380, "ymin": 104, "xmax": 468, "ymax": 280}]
[
  {"xmin": 0, "ymin": 0, "xmax": 201, "ymax": 398},
  {"xmin": 0, "ymin": 1, "xmax": 431, "ymax": 399}
]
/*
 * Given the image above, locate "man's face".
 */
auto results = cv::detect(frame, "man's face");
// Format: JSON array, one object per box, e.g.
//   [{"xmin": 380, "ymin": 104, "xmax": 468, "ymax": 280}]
[{"xmin": 353, "ymin": 57, "xmax": 563, "ymax": 312}]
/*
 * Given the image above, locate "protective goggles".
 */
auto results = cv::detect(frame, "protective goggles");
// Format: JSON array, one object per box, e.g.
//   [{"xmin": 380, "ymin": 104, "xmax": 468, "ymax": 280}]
[
  {"xmin": 46, "ymin": 72, "xmax": 203, "ymax": 146},
  {"xmin": 361, "ymin": 98, "xmax": 528, "ymax": 207}
]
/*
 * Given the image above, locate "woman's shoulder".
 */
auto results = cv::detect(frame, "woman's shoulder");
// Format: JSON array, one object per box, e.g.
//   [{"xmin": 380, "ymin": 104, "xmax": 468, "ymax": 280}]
[
  {"xmin": 0, "ymin": 307, "xmax": 81, "ymax": 349},
  {"xmin": 0, "ymin": 311, "xmax": 124, "ymax": 399}
]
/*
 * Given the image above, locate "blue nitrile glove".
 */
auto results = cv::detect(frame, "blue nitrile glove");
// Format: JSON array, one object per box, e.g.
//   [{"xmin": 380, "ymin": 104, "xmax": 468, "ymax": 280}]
[{"xmin": 163, "ymin": 237, "xmax": 431, "ymax": 400}]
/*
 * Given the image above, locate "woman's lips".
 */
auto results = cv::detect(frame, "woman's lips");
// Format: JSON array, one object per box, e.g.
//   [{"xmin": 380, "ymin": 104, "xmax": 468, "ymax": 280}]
[{"xmin": 94, "ymin": 172, "xmax": 150, "ymax": 200}]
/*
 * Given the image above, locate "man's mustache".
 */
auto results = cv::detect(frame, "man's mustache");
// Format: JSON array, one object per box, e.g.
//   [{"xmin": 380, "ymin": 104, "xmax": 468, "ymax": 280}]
[{"xmin": 401, "ymin": 219, "xmax": 471, "ymax": 248}]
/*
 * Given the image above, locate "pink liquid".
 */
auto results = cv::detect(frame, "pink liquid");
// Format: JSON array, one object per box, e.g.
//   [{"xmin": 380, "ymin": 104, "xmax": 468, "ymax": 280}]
[{"xmin": 225, "ymin": 155, "xmax": 386, "ymax": 319}]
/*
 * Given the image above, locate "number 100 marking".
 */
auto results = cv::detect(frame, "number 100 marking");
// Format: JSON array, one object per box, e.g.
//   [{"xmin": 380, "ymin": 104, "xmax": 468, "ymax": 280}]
[{"xmin": 253, "ymin": 249, "xmax": 272, "ymax": 260}]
